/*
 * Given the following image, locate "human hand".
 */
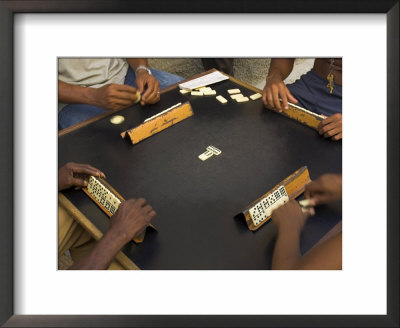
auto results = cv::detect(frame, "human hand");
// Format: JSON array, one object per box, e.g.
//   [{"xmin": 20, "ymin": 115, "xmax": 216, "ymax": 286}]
[
  {"xmin": 92, "ymin": 84, "xmax": 140, "ymax": 111},
  {"xmin": 58, "ymin": 162, "xmax": 105, "ymax": 191},
  {"xmin": 262, "ymin": 73, "xmax": 298, "ymax": 112},
  {"xmin": 304, "ymin": 174, "xmax": 342, "ymax": 206},
  {"xmin": 109, "ymin": 198, "xmax": 156, "ymax": 243},
  {"xmin": 317, "ymin": 113, "xmax": 342, "ymax": 141},
  {"xmin": 271, "ymin": 200, "xmax": 310, "ymax": 233},
  {"xmin": 135, "ymin": 70, "xmax": 160, "ymax": 105}
]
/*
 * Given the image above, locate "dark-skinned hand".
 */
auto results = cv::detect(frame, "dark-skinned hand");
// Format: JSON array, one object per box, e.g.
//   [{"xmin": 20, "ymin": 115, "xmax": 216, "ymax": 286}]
[
  {"xmin": 304, "ymin": 173, "xmax": 342, "ymax": 207},
  {"xmin": 58, "ymin": 162, "xmax": 105, "ymax": 191},
  {"xmin": 109, "ymin": 198, "xmax": 156, "ymax": 243},
  {"xmin": 317, "ymin": 113, "xmax": 342, "ymax": 141},
  {"xmin": 91, "ymin": 83, "xmax": 140, "ymax": 111},
  {"xmin": 271, "ymin": 200, "xmax": 310, "ymax": 234},
  {"xmin": 135, "ymin": 70, "xmax": 160, "ymax": 106},
  {"xmin": 262, "ymin": 73, "xmax": 298, "ymax": 112}
]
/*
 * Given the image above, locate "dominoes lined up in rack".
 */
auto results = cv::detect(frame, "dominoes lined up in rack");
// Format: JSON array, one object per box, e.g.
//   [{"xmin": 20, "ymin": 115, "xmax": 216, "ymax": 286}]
[
  {"xmin": 82, "ymin": 176, "xmax": 155, "ymax": 243},
  {"xmin": 238, "ymin": 166, "xmax": 311, "ymax": 231},
  {"xmin": 248, "ymin": 185, "xmax": 289, "ymax": 226}
]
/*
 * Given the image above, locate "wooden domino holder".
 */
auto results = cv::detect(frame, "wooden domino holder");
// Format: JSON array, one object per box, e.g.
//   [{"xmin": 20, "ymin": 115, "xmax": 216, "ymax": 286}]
[
  {"xmin": 121, "ymin": 102, "xmax": 194, "ymax": 144},
  {"xmin": 278, "ymin": 100, "xmax": 324, "ymax": 130},
  {"xmin": 82, "ymin": 177, "xmax": 156, "ymax": 243},
  {"xmin": 239, "ymin": 166, "xmax": 311, "ymax": 231}
]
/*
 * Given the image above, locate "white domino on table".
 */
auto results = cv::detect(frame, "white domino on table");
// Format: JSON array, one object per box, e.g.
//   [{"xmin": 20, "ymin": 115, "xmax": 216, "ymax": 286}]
[
  {"xmin": 249, "ymin": 185, "xmax": 289, "ymax": 226},
  {"xmin": 180, "ymin": 89, "xmax": 191, "ymax": 94},
  {"xmin": 203, "ymin": 89, "xmax": 216, "ymax": 96},
  {"xmin": 227, "ymin": 88, "xmax": 241, "ymax": 94},
  {"xmin": 236, "ymin": 97, "xmax": 249, "ymax": 103},
  {"xmin": 191, "ymin": 91, "xmax": 203, "ymax": 96},
  {"xmin": 230, "ymin": 94, "xmax": 244, "ymax": 99},
  {"xmin": 198, "ymin": 87, "xmax": 212, "ymax": 92},
  {"xmin": 206, "ymin": 145, "xmax": 222, "ymax": 155},
  {"xmin": 216, "ymin": 95, "xmax": 228, "ymax": 104},
  {"xmin": 250, "ymin": 93, "xmax": 262, "ymax": 100},
  {"xmin": 198, "ymin": 149, "xmax": 214, "ymax": 161}
]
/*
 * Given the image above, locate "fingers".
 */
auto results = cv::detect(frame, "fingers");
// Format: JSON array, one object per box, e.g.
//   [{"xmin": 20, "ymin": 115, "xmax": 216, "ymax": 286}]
[
  {"xmin": 323, "ymin": 127, "xmax": 341, "ymax": 139},
  {"xmin": 140, "ymin": 77, "xmax": 160, "ymax": 105},
  {"xmin": 107, "ymin": 84, "xmax": 139, "ymax": 106},
  {"xmin": 331, "ymin": 132, "xmax": 342, "ymax": 141},
  {"xmin": 317, "ymin": 114, "xmax": 342, "ymax": 139},
  {"xmin": 135, "ymin": 197, "xmax": 147, "ymax": 207},
  {"xmin": 266, "ymin": 90, "xmax": 274, "ymax": 109},
  {"xmin": 114, "ymin": 84, "xmax": 138, "ymax": 94},
  {"xmin": 286, "ymin": 89, "xmax": 298, "ymax": 104},
  {"xmin": 263, "ymin": 82, "xmax": 297, "ymax": 112},
  {"xmin": 135, "ymin": 76, "xmax": 145, "ymax": 94},
  {"xmin": 71, "ymin": 163, "xmax": 105, "ymax": 178},
  {"xmin": 304, "ymin": 181, "xmax": 323, "ymax": 199},
  {"xmin": 144, "ymin": 205, "xmax": 157, "ymax": 218},
  {"xmin": 271, "ymin": 85, "xmax": 282, "ymax": 112},
  {"xmin": 318, "ymin": 123, "xmax": 342, "ymax": 139},
  {"xmin": 301, "ymin": 206, "xmax": 315, "ymax": 216},
  {"xmin": 69, "ymin": 176, "xmax": 88, "ymax": 189}
]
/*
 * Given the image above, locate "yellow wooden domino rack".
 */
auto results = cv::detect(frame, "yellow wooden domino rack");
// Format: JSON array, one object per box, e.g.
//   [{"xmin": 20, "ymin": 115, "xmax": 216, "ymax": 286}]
[
  {"xmin": 239, "ymin": 166, "xmax": 311, "ymax": 231},
  {"xmin": 121, "ymin": 101, "xmax": 194, "ymax": 144},
  {"xmin": 279, "ymin": 101, "xmax": 325, "ymax": 130},
  {"xmin": 82, "ymin": 176, "xmax": 156, "ymax": 243}
]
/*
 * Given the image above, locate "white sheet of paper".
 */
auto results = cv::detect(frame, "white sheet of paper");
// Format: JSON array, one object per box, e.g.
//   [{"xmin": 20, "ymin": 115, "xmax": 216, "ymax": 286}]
[{"xmin": 179, "ymin": 71, "xmax": 229, "ymax": 90}]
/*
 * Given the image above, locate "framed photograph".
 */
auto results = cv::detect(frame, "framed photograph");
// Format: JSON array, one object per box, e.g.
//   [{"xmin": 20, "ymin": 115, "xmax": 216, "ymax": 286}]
[{"xmin": 1, "ymin": 1, "xmax": 398, "ymax": 327}]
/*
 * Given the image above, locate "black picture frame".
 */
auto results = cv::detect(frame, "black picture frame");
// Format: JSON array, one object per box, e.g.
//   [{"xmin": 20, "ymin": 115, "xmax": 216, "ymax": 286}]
[{"xmin": 1, "ymin": 1, "xmax": 398, "ymax": 327}]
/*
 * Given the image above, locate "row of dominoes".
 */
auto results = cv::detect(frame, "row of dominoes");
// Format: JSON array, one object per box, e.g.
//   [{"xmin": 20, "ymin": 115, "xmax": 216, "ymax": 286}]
[
  {"xmin": 218, "ymin": 89, "xmax": 262, "ymax": 104},
  {"xmin": 87, "ymin": 176, "xmax": 121, "ymax": 215},
  {"xmin": 180, "ymin": 86, "xmax": 216, "ymax": 96},
  {"xmin": 180, "ymin": 86, "xmax": 262, "ymax": 105},
  {"xmin": 248, "ymin": 185, "xmax": 289, "ymax": 226},
  {"xmin": 198, "ymin": 145, "xmax": 222, "ymax": 161}
]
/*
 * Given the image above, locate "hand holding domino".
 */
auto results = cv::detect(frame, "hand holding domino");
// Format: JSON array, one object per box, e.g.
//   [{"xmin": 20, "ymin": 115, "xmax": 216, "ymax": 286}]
[
  {"xmin": 304, "ymin": 174, "xmax": 342, "ymax": 206},
  {"xmin": 271, "ymin": 199, "xmax": 310, "ymax": 233}
]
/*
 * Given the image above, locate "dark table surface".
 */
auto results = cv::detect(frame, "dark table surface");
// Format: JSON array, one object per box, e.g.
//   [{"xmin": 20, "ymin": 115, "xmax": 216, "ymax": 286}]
[{"xmin": 59, "ymin": 77, "xmax": 342, "ymax": 270}]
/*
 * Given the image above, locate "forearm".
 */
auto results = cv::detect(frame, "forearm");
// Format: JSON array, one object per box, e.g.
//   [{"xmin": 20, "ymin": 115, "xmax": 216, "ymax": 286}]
[
  {"xmin": 271, "ymin": 228, "xmax": 302, "ymax": 270},
  {"xmin": 267, "ymin": 58, "xmax": 295, "ymax": 81},
  {"xmin": 126, "ymin": 58, "xmax": 149, "ymax": 71},
  {"xmin": 58, "ymin": 80, "xmax": 97, "ymax": 106},
  {"xmin": 69, "ymin": 229, "xmax": 128, "ymax": 270}
]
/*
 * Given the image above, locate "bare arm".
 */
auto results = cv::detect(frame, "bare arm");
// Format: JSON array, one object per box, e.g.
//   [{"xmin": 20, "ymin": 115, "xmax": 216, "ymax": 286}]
[
  {"xmin": 272, "ymin": 226, "xmax": 303, "ymax": 270},
  {"xmin": 294, "ymin": 232, "xmax": 342, "ymax": 270},
  {"xmin": 69, "ymin": 198, "xmax": 156, "ymax": 270},
  {"xmin": 263, "ymin": 58, "xmax": 297, "ymax": 112},
  {"xmin": 272, "ymin": 174, "xmax": 343, "ymax": 270},
  {"xmin": 125, "ymin": 58, "xmax": 149, "ymax": 71},
  {"xmin": 58, "ymin": 80, "xmax": 98, "ymax": 106},
  {"xmin": 58, "ymin": 79, "xmax": 139, "ymax": 111},
  {"xmin": 69, "ymin": 228, "xmax": 129, "ymax": 270},
  {"xmin": 268, "ymin": 58, "xmax": 295, "ymax": 81},
  {"xmin": 271, "ymin": 200, "xmax": 309, "ymax": 269}
]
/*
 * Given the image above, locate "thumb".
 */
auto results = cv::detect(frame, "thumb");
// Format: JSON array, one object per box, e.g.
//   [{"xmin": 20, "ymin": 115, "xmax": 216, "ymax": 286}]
[{"xmin": 136, "ymin": 77, "xmax": 145, "ymax": 94}]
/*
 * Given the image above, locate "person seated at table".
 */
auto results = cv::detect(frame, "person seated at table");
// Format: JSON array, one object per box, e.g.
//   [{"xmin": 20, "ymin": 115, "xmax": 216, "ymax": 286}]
[
  {"xmin": 271, "ymin": 173, "xmax": 342, "ymax": 270},
  {"xmin": 201, "ymin": 58, "xmax": 234, "ymax": 76},
  {"xmin": 58, "ymin": 58, "xmax": 184, "ymax": 129},
  {"xmin": 262, "ymin": 58, "xmax": 342, "ymax": 141},
  {"xmin": 58, "ymin": 162, "xmax": 156, "ymax": 270}
]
